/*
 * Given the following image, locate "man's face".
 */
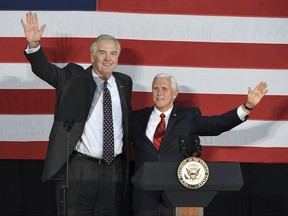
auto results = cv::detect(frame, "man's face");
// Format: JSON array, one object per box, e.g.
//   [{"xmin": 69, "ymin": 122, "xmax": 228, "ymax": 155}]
[
  {"xmin": 90, "ymin": 39, "xmax": 119, "ymax": 80},
  {"xmin": 152, "ymin": 77, "xmax": 178, "ymax": 112}
]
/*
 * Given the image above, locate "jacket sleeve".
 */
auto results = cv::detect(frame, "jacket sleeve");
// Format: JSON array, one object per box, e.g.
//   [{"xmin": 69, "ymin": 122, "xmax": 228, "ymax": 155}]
[
  {"xmin": 24, "ymin": 47, "xmax": 82, "ymax": 89},
  {"xmin": 194, "ymin": 107, "xmax": 245, "ymax": 136}
]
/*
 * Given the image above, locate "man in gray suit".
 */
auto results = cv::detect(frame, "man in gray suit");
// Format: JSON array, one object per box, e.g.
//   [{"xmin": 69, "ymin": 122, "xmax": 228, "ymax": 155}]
[
  {"xmin": 132, "ymin": 73, "xmax": 268, "ymax": 216},
  {"xmin": 21, "ymin": 12, "xmax": 132, "ymax": 216}
]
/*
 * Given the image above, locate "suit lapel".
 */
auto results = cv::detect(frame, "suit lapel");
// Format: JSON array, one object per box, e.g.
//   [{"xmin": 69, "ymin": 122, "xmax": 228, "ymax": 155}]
[
  {"xmin": 142, "ymin": 108, "xmax": 153, "ymax": 133},
  {"xmin": 86, "ymin": 66, "xmax": 97, "ymax": 107},
  {"xmin": 114, "ymin": 75, "xmax": 128, "ymax": 116},
  {"xmin": 138, "ymin": 108, "xmax": 154, "ymax": 144},
  {"xmin": 161, "ymin": 106, "xmax": 178, "ymax": 144}
]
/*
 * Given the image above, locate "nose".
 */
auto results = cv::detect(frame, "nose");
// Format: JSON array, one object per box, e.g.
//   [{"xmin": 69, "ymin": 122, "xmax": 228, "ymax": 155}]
[
  {"xmin": 104, "ymin": 54, "xmax": 111, "ymax": 61},
  {"xmin": 156, "ymin": 89, "xmax": 163, "ymax": 95}
]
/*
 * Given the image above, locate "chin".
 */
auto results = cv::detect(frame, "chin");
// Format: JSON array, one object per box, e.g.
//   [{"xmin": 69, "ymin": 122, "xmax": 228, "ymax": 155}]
[{"xmin": 156, "ymin": 104, "xmax": 166, "ymax": 110}]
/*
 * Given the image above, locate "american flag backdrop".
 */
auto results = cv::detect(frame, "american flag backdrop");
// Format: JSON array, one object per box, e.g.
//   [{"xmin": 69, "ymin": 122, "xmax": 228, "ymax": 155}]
[{"xmin": 1, "ymin": 0, "xmax": 288, "ymax": 163}]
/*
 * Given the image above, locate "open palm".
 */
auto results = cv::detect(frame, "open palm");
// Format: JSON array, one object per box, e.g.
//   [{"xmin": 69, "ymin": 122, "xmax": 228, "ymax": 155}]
[
  {"xmin": 247, "ymin": 81, "xmax": 268, "ymax": 107},
  {"xmin": 21, "ymin": 12, "xmax": 46, "ymax": 47}
]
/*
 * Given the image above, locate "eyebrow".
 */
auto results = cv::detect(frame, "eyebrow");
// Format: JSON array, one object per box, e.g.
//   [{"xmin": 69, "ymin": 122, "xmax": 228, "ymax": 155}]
[{"xmin": 97, "ymin": 50, "xmax": 117, "ymax": 54}]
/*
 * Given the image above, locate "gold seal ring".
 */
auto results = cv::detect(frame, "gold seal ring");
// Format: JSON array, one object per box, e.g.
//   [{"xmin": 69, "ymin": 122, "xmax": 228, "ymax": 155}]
[{"xmin": 177, "ymin": 157, "xmax": 209, "ymax": 189}]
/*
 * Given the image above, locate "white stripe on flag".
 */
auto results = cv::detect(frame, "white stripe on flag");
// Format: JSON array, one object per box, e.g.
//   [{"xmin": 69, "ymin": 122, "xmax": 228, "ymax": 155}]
[
  {"xmin": 202, "ymin": 120, "xmax": 288, "ymax": 148},
  {"xmin": 1, "ymin": 63, "xmax": 287, "ymax": 95},
  {"xmin": 0, "ymin": 115, "xmax": 53, "ymax": 141},
  {"xmin": 2, "ymin": 11, "xmax": 288, "ymax": 43}
]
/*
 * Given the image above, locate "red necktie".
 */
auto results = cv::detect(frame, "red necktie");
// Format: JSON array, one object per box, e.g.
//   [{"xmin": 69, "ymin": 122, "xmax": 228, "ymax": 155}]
[{"xmin": 153, "ymin": 113, "xmax": 166, "ymax": 150}]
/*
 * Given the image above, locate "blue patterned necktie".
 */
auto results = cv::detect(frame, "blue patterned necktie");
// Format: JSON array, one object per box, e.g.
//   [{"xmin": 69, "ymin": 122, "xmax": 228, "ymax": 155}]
[{"xmin": 102, "ymin": 81, "xmax": 114, "ymax": 164}]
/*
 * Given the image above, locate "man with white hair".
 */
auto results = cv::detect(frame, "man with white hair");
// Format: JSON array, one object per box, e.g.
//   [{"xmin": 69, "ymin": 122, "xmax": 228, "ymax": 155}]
[{"xmin": 131, "ymin": 73, "xmax": 268, "ymax": 216}]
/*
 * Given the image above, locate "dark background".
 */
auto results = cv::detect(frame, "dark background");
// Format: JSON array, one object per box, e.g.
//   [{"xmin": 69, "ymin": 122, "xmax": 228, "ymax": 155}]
[{"xmin": 0, "ymin": 160, "xmax": 287, "ymax": 216}]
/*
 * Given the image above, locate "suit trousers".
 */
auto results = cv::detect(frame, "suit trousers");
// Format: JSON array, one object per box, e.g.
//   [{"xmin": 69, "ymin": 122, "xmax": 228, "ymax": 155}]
[{"xmin": 56, "ymin": 152, "xmax": 124, "ymax": 216}]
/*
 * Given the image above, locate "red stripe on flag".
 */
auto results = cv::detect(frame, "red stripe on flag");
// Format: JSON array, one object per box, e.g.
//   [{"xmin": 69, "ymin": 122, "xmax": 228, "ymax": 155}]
[
  {"xmin": 120, "ymin": 40, "xmax": 288, "ymax": 69},
  {"xmin": 0, "ymin": 89, "xmax": 55, "ymax": 114},
  {"xmin": 1, "ymin": 90, "xmax": 287, "ymax": 120},
  {"xmin": 0, "ymin": 37, "xmax": 90, "ymax": 63},
  {"xmin": 0, "ymin": 141, "xmax": 48, "ymax": 160},
  {"xmin": 97, "ymin": 0, "xmax": 288, "ymax": 18},
  {"xmin": 2, "ymin": 37, "xmax": 288, "ymax": 69},
  {"xmin": 201, "ymin": 146, "xmax": 288, "ymax": 163},
  {"xmin": 130, "ymin": 144, "xmax": 288, "ymax": 163},
  {"xmin": 1, "ymin": 141, "xmax": 287, "ymax": 162}
]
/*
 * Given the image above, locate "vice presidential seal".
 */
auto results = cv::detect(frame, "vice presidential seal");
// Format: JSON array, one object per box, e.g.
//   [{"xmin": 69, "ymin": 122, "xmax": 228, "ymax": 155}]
[{"xmin": 177, "ymin": 157, "xmax": 209, "ymax": 189}]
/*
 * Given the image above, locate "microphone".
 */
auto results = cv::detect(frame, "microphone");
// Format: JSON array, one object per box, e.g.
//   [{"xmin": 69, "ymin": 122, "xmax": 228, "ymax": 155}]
[
  {"xmin": 178, "ymin": 135, "xmax": 190, "ymax": 158},
  {"xmin": 193, "ymin": 135, "xmax": 202, "ymax": 157}
]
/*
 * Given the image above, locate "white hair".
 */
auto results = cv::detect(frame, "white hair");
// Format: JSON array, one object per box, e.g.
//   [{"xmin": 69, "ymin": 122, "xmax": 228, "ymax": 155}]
[
  {"xmin": 89, "ymin": 34, "xmax": 121, "ymax": 56},
  {"xmin": 152, "ymin": 73, "xmax": 178, "ymax": 90}
]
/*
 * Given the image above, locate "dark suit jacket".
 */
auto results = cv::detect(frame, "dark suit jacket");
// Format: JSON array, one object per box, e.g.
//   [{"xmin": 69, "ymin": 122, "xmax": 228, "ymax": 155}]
[
  {"xmin": 131, "ymin": 105, "xmax": 246, "ymax": 210},
  {"xmin": 25, "ymin": 48, "xmax": 132, "ymax": 188}
]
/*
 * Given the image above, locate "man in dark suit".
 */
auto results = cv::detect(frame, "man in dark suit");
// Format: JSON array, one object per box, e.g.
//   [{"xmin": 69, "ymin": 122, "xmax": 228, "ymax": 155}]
[
  {"xmin": 132, "ymin": 73, "xmax": 268, "ymax": 216},
  {"xmin": 21, "ymin": 12, "xmax": 132, "ymax": 216}
]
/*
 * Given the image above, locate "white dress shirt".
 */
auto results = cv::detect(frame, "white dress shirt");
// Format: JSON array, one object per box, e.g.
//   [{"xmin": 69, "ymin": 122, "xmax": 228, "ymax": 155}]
[
  {"xmin": 145, "ymin": 107, "xmax": 173, "ymax": 142},
  {"xmin": 75, "ymin": 73, "xmax": 123, "ymax": 158}
]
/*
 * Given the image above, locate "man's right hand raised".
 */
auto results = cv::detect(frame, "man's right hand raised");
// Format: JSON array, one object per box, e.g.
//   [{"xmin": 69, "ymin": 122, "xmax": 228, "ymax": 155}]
[{"xmin": 21, "ymin": 11, "xmax": 46, "ymax": 48}]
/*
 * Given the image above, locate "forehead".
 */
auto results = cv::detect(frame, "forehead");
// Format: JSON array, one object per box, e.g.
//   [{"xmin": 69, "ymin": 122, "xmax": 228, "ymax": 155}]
[
  {"xmin": 97, "ymin": 39, "xmax": 117, "ymax": 50},
  {"xmin": 153, "ymin": 77, "xmax": 172, "ymax": 86}
]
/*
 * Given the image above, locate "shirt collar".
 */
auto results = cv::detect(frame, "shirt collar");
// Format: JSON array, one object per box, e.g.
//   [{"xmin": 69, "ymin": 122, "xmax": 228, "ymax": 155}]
[
  {"xmin": 152, "ymin": 106, "xmax": 173, "ymax": 119},
  {"xmin": 92, "ymin": 71, "xmax": 115, "ymax": 87}
]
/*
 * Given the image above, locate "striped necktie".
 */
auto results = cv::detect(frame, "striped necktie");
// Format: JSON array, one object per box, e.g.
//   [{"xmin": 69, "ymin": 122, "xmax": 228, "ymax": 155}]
[{"xmin": 153, "ymin": 113, "xmax": 166, "ymax": 150}]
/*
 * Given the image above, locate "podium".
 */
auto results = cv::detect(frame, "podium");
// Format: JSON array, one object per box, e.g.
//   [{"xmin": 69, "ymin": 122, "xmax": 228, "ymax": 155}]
[{"xmin": 132, "ymin": 162, "xmax": 243, "ymax": 214}]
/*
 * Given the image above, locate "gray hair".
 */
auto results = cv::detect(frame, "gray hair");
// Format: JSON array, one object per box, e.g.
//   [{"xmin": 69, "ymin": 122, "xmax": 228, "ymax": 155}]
[
  {"xmin": 90, "ymin": 34, "xmax": 121, "ymax": 57},
  {"xmin": 152, "ymin": 73, "xmax": 178, "ymax": 90}
]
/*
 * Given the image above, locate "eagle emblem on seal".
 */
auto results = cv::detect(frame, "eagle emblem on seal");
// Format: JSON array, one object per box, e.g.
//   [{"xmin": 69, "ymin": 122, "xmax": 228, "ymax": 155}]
[{"xmin": 185, "ymin": 167, "xmax": 200, "ymax": 180}]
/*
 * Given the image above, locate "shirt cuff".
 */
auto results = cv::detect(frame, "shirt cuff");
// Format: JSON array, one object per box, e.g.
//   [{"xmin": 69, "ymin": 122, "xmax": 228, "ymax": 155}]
[
  {"xmin": 237, "ymin": 105, "xmax": 248, "ymax": 121},
  {"xmin": 25, "ymin": 45, "xmax": 41, "ymax": 54}
]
